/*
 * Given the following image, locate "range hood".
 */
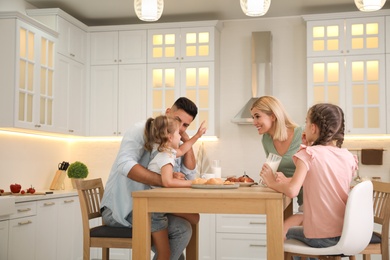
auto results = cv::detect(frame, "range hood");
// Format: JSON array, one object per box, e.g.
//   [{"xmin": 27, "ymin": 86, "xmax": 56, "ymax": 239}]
[{"xmin": 232, "ymin": 31, "xmax": 273, "ymax": 124}]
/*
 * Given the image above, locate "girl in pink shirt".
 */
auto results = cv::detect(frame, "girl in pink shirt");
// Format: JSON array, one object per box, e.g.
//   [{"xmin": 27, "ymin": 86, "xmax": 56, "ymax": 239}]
[{"xmin": 260, "ymin": 103, "xmax": 358, "ymax": 248}]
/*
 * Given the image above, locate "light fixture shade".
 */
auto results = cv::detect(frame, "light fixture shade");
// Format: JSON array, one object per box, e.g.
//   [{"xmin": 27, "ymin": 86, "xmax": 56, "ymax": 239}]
[
  {"xmin": 134, "ymin": 0, "xmax": 164, "ymax": 22},
  {"xmin": 354, "ymin": 0, "xmax": 386, "ymax": 11},
  {"xmin": 240, "ymin": 0, "xmax": 271, "ymax": 17}
]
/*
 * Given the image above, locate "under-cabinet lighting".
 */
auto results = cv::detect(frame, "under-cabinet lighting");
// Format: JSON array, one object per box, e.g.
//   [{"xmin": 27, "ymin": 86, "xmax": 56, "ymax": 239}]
[{"xmin": 345, "ymin": 135, "xmax": 390, "ymax": 141}]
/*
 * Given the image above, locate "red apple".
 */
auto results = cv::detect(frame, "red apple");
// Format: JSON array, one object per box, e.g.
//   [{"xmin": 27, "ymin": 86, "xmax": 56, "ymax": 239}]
[
  {"xmin": 10, "ymin": 183, "xmax": 21, "ymax": 193},
  {"xmin": 0, "ymin": 189, "xmax": 4, "ymax": 193}
]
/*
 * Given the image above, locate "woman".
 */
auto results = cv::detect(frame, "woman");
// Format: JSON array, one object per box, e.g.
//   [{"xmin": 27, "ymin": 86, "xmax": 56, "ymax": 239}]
[{"xmin": 250, "ymin": 96, "xmax": 304, "ymax": 236}]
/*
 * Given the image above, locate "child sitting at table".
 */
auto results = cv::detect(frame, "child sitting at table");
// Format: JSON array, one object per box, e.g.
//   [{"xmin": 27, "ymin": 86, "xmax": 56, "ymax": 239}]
[
  {"xmin": 260, "ymin": 103, "xmax": 358, "ymax": 248},
  {"xmin": 144, "ymin": 115, "xmax": 206, "ymax": 260}
]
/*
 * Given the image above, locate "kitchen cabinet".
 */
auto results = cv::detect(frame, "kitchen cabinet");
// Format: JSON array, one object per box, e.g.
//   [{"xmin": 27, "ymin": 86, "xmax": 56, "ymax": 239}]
[
  {"xmin": 304, "ymin": 12, "xmax": 387, "ymax": 134},
  {"xmin": 55, "ymin": 54, "xmax": 85, "ymax": 135},
  {"xmin": 306, "ymin": 16, "xmax": 384, "ymax": 57},
  {"xmin": 90, "ymin": 30, "xmax": 147, "ymax": 65},
  {"xmin": 35, "ymin": 196, "xmax": 82, "ymax": 260},
  {"xmin": 8, "ymin": 201, "xmax": 37, "ymax": 260},
  {"xmin": 26, "ymin": 8, "xmax": 87, "ymax": 64},
  {"xmin": 89, "ymin": 64, "xmax": 147, "ymax": 136},
  {"xmin": 216, "ymin": 214, "xmax": 266, "ymax": 260},
  {"xmin": 147, "ymin": 27, "xmax": 216, "ymax": 63},
  {"xmin": 0, "ymin": 220, "xmax": 8, "ymax": 260},
  {"xmin": 0, "ymin": 12, "xmax": 58, "ymax": 134},
  {"xmin": 147, "ymin": 23, "xmax": 221, "ymax": 136},
  {"xmin": 199, "ymin": 214, "xmax": 216, "ymax": 260}
]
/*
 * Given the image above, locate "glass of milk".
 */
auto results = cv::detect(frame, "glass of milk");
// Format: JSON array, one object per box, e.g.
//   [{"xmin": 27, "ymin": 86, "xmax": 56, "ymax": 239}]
[{"xmin": 260, "ymin": 153, "xmax": 282, "ymax": 186}]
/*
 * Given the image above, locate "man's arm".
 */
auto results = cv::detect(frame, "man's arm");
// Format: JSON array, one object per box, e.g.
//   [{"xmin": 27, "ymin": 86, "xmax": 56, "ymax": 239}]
[{"xmin": 128, "ymin": 164, "xmax": 163, "ymax": 187}]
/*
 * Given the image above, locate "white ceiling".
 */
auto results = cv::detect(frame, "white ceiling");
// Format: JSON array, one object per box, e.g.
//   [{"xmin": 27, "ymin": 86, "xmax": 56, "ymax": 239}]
[{"xmin": 26, "ymin": 0, "xmax": 390, "ymax": 26}]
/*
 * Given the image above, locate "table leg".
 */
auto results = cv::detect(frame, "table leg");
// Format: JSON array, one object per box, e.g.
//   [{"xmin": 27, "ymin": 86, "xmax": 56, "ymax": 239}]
[
  {"xmin": 266, "ymin": 199, "xmax": 284, "ymax": 260},
  {"xmin": 132, "ymin": 198, "xmax": 151, "ymax": 260},
  {"xmin": 186, "ymin": 223, "xmax": 199, "ymax": 260}
]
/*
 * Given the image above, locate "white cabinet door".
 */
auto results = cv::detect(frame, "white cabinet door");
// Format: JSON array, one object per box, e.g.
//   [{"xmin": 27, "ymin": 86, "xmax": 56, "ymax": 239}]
[
  {"xmin": 0, "ymin": 220, "xmax": 8, "ymax": 260},
  {"xmin": 35, "ymin": 199, "xmax": 58, "ymax": 260},
  {"xmin": 199, "ymin": 214, "xmax": 216, "ymax": 260},
  {"xmin": 55, "ymin": 54, "xmax": 85, "ymax": 135},
  {"xmin": 57, "ymin": 196, "xmax": 82, "ymax": 260},
  {"xmin": 216, "ymin": 233, "xmax": 267, "ymax": 260},
  {"xmin": 58, "ymin": 16, "xmax": 86, "ymax": 64},
  {"xmin": 90, "ymin": 65, "xmax": 119, "ymax": 136},
  {"xmin": 90, "ymin": 30, "xmax": 147, "ymax": 65},
  {"xmin": 90, "ymin": 64, "xmax": 147, "ymax": 136}
]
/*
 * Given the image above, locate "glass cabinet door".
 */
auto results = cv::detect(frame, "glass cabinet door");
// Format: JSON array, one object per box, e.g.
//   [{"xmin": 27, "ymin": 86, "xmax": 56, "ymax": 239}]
[
  {"xmin": 345, "ymin": 55, "xmax": 386, "ymax": 134},
  {"xmin": 18, "ymin": 26, "xmax": 36, "ymax": 125},
  {"xmin": 148, "ymin": 29, "xmax": 180, "ymax": 63}
]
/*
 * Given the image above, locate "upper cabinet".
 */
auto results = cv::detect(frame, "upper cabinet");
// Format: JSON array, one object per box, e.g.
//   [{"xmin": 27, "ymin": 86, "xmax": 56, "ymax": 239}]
[
  {"xmin": 148, "ymin": 27, "xmax": 216, "ymax": 63},
  {"xmin": 0, "ymin": 13, "xmax": 58, "ymax": 133},
  {"xmin": 304, "ymin": 12, "xmax": 388, "ymax": 134},
  {"xmin": 26, "ymin": 8, "xmax": 87, "ymax": 64},
  {"xmin": 306, "ymin": 16, "xmax": 385, "ymax": 57},
  {"xmin": 147, "ymin": 23, "xmax": 221, "ymax": 137},
  {"xmin": 90, "ymin": 30, "xmax": 147, "ymax": 65}
]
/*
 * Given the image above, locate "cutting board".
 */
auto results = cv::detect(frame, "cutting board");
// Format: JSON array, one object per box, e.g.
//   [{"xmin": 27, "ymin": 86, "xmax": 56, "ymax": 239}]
[{"xmin": 49, "ymin": 170, "xmax": 67, "ymax": 190}]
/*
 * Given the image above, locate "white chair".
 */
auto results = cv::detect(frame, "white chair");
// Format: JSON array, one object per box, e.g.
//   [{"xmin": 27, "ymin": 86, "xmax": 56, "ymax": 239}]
[{"xmin": 284, "ymin": 180, "xmax": 374, "ymax": 260}]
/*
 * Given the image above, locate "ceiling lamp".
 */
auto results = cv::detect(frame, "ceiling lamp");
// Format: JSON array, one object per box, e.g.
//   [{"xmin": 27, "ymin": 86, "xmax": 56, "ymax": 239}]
[
  {"xmin": 354, "ymin": 0, "xmax": 386, "ymax": 11},
  {"xmin": 240, "ymin": 0, "xmax": 271, "ymax": 17},
  {"xmin": 134, "ymin": 0, "xmax": 164, "ymax": 22}
]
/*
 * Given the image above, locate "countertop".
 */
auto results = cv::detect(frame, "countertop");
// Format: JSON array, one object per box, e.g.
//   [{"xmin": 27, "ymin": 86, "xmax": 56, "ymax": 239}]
[{"xmin": 2, "ymin": 189, "xmax": 78, "ymax": 203}]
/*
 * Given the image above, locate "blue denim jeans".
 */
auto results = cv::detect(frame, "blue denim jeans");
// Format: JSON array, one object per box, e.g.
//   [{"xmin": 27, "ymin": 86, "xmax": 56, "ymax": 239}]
[
  {"xmin": 286, "ymin": 226, "xmax": 340, "ymax": 260},
  {"xmin": 102, "ymin": 207, "xmax": 191, "ymax": 260}
]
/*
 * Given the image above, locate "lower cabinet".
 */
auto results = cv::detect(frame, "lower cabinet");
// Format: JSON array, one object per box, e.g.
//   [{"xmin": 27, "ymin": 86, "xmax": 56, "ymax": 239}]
[
  {"xmin": 5, "ymin": 195, "xmax": 82, "ymax": 260},
  {"xmin": 199, "ymin": 214, "xmax": 267, "ymax": 260},
  {"xmin": 0, "ymin": 220, "xmax": 8, "ymax": 260}
]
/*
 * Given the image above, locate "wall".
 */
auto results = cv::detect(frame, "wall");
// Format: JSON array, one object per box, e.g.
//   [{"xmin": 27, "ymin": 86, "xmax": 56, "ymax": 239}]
[{"xmin": 0, "ymin": 5, "xmax": 389, "ymax": 191}]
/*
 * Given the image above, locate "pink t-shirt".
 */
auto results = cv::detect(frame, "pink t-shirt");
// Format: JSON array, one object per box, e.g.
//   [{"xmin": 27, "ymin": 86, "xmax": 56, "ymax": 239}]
[{"xmin": 293, "ymin": 145, "xmax": 358, "ymax": 239}]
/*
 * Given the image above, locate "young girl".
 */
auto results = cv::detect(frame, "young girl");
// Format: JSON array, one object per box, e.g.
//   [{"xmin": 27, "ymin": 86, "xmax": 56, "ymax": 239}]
[
  {"xmin": 144, "ymin": 115, "xmax": 206, "ymax": 260},
  {"xmin": 260, "ymin": 103, "xmax": 358, "ymax": 247}
]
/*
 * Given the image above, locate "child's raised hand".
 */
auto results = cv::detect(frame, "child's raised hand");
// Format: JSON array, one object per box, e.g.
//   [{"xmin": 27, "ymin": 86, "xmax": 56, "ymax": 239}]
[{"xmin": 196, "ymin": 120, "xmax": 207, "ymax": 137}]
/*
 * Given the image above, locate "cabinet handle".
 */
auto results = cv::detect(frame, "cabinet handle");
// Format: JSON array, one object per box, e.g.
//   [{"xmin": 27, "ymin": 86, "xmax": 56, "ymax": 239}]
[
  {"xmin": 17, "ymin": 208, "xmax": 31, "ymax": 213},
  {"xmin": 118, "ymin": 132, "xmax": 121, "ymax": 135},
  {"xmin": 34, "ymin": 124, "xmax": 41, "ymax": 128},
  {"xmin": 70, "ymin": 53, "xmax": 75, "ymax": 57},
  {"xmin": 113, "ymin": 132, "xmax": 117, "ymax": 135},
  {"xmin": 119, "ymin": 59, "xmax": 122, "ymax": 62},
  {"xmin": 18, "ymin": 220, "xmax": 32, "ymax": 225},
  {"xmin": 44, "ymin": 202, "xmax": 55, "ymax": 206},
  {"xmin": 64, "ymin": 199, "xmax": 74, "ymax": 203},
  {"xmin": 68, "ymin": 129, "xmax": 74, "ymax": 133},
  {"xmin": 249, "ymin": 244, "xmax": 263, "ymax": 247},
  {"xmin": 249, "ymin": 221, "xmax": 263, "ymax": 225},
  {"xmin": 114, "ymin": 59, "xmax": 117, "ymax": 62}
]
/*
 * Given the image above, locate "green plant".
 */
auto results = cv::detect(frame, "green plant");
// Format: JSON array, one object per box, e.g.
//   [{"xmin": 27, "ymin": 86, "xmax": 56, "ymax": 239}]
[{"xmin": 67, "ymin": 161, "xmax": 89, "ymax": 179}]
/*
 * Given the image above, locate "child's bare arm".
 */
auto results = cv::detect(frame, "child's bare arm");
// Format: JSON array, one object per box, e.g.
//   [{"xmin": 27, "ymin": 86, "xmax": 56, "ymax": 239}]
[{"xmin": 175, "ymin": 121, "xmax": 206, "ymax": 157}]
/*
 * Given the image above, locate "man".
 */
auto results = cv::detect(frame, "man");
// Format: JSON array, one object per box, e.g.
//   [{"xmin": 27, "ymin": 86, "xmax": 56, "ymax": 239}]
[{"xmin": 101, "ymin": 97, "xmax": 199, "ymax": 260}]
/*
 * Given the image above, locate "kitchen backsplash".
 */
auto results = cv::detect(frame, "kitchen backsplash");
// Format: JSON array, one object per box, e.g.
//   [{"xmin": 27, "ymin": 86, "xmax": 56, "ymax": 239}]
[{"xmin": 0, "ymin": 131, "xmax": 389, "ymax": 192}]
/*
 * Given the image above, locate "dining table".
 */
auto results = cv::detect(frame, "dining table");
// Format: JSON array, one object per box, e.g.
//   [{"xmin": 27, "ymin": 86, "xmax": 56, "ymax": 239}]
[{"xmin": 132, "ymin": 185, "xmax": 292, "ymax": 260}]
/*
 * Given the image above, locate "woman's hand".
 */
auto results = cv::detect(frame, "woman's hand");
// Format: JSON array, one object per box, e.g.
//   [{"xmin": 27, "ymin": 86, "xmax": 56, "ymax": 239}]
[{"xmin": 260, "ymin": 163, "xmax": 276, "ymax": 186}]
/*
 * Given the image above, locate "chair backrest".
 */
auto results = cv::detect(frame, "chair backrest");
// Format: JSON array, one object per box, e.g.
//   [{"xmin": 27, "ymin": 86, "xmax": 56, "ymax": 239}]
[
  {"xmin": 74, "ymin": 178, "xmax": 105, "ymax": 226},
  {"xmin": 372, "ymin": 180, "xmax": 390, "ymax": 230},
  {"xmin": 335, "ymin": 180, "xmax": 374, "ymax": 255}
]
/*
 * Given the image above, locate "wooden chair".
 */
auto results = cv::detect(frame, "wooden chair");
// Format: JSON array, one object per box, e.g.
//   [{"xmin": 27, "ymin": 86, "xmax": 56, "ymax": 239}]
[
  {"xmin": 74, "ymin": 178, "xmax": 133, "ymax": 260},
  {"xmin": 284, "ymin": 180, "xmax": 374, "ymax": 260},
  {"xmin": 355, "ymin": 180, "xmax": 390, "ymax": 260}
]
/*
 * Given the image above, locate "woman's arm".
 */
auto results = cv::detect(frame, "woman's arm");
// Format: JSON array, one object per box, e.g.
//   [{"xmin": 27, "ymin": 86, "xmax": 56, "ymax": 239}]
[{"xmin": 261, "ymin": 159, "xmax": 307, "ymax": 198}]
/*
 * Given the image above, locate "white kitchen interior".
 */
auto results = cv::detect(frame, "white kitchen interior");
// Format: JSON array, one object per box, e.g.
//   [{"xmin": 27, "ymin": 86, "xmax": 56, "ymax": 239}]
[{"xmin": 1, "ymin": 0, "xmax": 390, "ymax": 259}]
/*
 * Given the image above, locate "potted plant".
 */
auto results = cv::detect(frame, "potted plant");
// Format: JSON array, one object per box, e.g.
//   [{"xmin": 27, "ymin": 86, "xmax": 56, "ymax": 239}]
[{"xmin": 67, "ymin": 161, "xmax": 89, "ymax": 188}]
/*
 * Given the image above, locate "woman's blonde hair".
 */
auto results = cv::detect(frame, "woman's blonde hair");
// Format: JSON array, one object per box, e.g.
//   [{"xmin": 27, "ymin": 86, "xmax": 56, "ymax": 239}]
[
  {"xmin": 144, "ymin": 115, "xmax": 179, "ymax": 152},
  {"xmin": 250, "ymin": 96, "xmax": 298, "ymax": 141}
]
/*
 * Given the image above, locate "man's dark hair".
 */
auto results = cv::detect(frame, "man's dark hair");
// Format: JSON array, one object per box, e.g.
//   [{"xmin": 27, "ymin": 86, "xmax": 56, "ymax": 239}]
[{"xmin": 172, "ymin": 97, "xmax": 198, "ymax": 119}]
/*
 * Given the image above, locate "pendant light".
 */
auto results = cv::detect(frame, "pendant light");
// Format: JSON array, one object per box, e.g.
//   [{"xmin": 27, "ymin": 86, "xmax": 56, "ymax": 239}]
[
  {"xmin": 134, "ymin": 0, "xmax": 164, "ymax": 22},
  {"xmin": 354, "ymin": 0, "xmax": 386, "ymax": 11},
  {"xmin": 240, "ymin": 0, "xmax": 271, "ymax": 17}
]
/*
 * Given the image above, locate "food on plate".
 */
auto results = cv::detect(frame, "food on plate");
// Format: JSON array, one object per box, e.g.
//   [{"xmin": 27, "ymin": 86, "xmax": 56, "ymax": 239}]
[
  {"xmin": 10, "ymin": 183, "xmax": 21, "ymax": 193},
  {"xmin": 192, "ymin": 178, "xmax": 207, "ymax": 185},
  {"xmin": 223, "ymin": 180, "xmax": 234, "ymax": 185},
  {"xmin": 205, "ymin": 178, "xmax": 224, "ymax": 185},
  {"xmin": 238, "ymin": 174, "xmax": 254, "ymax": 183},
  {"xmin": 226, "ymin": 174, "xmax": 255, "ymax": 183}
]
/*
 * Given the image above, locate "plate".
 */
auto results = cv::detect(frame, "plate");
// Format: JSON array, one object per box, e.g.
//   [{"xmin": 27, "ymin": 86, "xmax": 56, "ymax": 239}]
[
  {"xmin": 191, "ymin": 183, "xmax": 239, "ymax": 189},
  {"xmin": 237, "ymin": 182, "xmax": 256, "ymax": 187}
]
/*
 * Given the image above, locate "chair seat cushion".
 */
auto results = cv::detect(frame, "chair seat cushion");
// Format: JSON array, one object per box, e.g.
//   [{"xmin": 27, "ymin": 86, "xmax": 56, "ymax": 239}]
[
  {"xmin": 90, "ymin": 225, "xmax": 133, "ymax": 238},
  {"xmin": 370, "ymin": 232, "xmax": 381, "ymax": 244}
]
